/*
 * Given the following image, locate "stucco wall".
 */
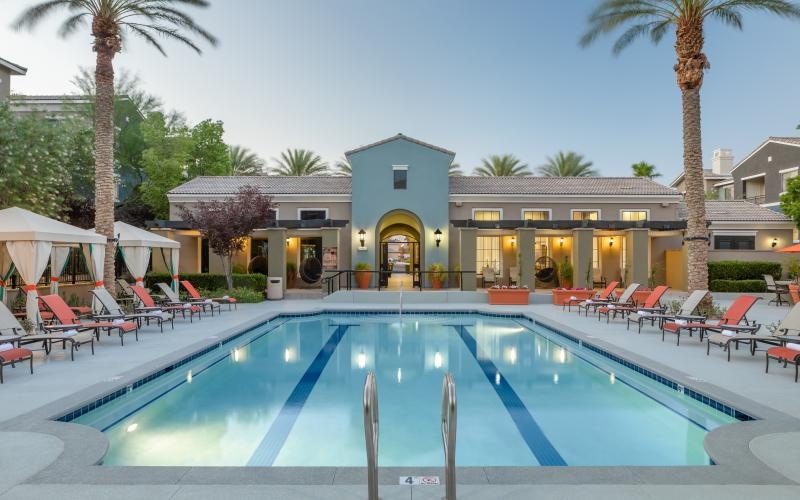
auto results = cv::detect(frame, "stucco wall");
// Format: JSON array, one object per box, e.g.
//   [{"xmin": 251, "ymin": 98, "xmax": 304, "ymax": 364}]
[
  {"xmin": 448, "ymin": 200, "xmax": 681, "ymax": 221},
  {"xmin": 731, "ymin": 142, "xmax": 800, "ymax": 204},
  {"xmin": 0, "ymin": 68, "xmax": 10, "ymax": 99}
]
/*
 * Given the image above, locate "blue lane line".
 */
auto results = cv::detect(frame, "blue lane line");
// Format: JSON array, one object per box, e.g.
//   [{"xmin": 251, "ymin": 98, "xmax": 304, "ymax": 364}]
[
  {"xmin": 247, "ymin": 324, "xmax": 349, "ymax": 466},
  {"xmin": 453, "ymin": 325, "xmax": 567, "ymax": 466}
]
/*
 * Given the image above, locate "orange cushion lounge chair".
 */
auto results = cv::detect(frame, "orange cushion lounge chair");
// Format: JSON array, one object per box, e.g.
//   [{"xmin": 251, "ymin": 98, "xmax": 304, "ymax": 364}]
[
  {"xmin": 662, "ymin": 295, "xmax": 759, "ymax": 346},
  {"xmin": 0, "ymin": 345, "xmax": 33, "ymax": 384},
  {"xmin": 708, "ymin": 302, "xmax": 800, "ymax": 362},
  {"xmin": 595, "ymin": 284, "xmax": 641, "ymax": 322},
  {"xmin": 158, "ymin": 282, "xmax": 219, "ymax": 316},
  {"xmin": 36, "ymin": 290, "xmax": 91, "ymax": 317},
  {"xmin": 181, "ymin": 280, "xmax": 238, "ymax": 311},
  {"xmin": 789, "ymin": 284, "xmax": 800, "ymax": 305},
  {"xmin": 130, "ymin": 285, "xmax": 201, "ymax": 323},
  {"xmin": 627, "ymin": 290, "xmax": 707, "ymax": 334},
  {"xmin": 573, "ymin": 281, "xmax": 619, "ymax": 315},
  {"xmin": 0, "ymin": 300, "xmax": 94, "ymax": 362},
  {"xmin": 91, "ymin": 288, "xmax": 173, "ymax": 333},
  {"xmin": 599, "ymin": 285, "xmax": 668, "ymax": 324},
  {"xmin": 766, "ymin": 345, "xmax": 800, "ymax": 382},
  {"xmin": 39, "ymin": 294, "xmax": 138, "ymax": 346}
]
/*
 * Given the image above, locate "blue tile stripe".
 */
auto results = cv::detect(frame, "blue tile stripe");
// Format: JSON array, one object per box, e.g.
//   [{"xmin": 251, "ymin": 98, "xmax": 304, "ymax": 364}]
[
  {"xmin": 453, "ymin": 325, "xmax": 567, "ymax": 466},
  {"xmin": 247, "ymin": 325, "xmax": 350, "ymax": 466}
]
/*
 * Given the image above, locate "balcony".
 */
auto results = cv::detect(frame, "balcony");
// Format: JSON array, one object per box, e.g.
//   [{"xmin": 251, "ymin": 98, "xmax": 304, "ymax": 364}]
[{"xmin": 742, "ymin": 194, "xmax": 766, "ymax": 205}]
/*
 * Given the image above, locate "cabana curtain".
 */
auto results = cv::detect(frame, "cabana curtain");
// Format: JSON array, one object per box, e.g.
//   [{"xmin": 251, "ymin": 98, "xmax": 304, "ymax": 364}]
[
  {"xmin": 118, "ymin": 246, "xmax": 151, "ymax": 287},
  {"xmin": 49, "ymin": 246, "xmax": 72, "ymax": 295},
  {"xmin": 6, "ymin": 241, "xmax": 52, "ymax": 325}
]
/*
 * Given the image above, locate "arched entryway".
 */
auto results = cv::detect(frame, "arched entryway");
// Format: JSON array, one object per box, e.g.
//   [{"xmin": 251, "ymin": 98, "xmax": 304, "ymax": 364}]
[{"xmin": 376, "ymin": 210, "xmax": 424, "ymax": 289}]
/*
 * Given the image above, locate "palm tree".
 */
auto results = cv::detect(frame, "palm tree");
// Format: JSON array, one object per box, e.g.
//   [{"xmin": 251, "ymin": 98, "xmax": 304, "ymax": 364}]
[
  {"xmin": 580, "ymin": 0, "xmax": 800, "ymax": 295},
  {"xmin": 631, "ymin": 161, "xmax": 661, "ymax": 179},
  {"xmin": 449, "ymin": 161, "xmax": 464, "ymax": 176},
  {"xmin": 333, "ymin": 156, "xmax": 352, "ymax": 176},
  {"xmin": 272, "ymin": 148, "xmax": 329, "ymax": 176},
  {"xmin": 474, "ymin": 154, "xmax": 531, "ymax": 176},
  {"xmin": 229, "ymin": 146, "xmax": 265, "ymax": 176},
  {"xmin": 13, "ymin": 0, "xmax": 215, "ymax": 294},
  {"xmin": 538, "ymin": 151, "xmax": 597, "ymax": 177}
]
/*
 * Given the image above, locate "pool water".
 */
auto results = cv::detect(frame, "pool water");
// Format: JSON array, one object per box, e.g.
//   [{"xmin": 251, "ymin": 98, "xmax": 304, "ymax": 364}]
[{"xmin": 74, "ymin": 313, "xmax": 736, "ymax": 467}]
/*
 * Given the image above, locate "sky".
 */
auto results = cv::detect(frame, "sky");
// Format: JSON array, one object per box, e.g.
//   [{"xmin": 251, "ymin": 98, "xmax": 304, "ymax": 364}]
[{"xmin": 2, "ymin": 0, "xmax": 800, "ymax": 181}]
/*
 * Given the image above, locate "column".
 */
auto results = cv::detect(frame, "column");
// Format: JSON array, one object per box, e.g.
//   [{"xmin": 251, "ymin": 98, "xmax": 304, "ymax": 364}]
[
  {"xmin": 459, "ymin": 228, "xmax": 477, "ymax": 291},
  {"xmin": 516, "ymin": 228, "xmax": 536, "ymax": 290},
  {"xmin": 266, "ymin": 228, "xmax": 287, "ymax": 291},
  {"xmin": 321, "ymin": 228, "xmax": 340, "ymax": 292},
  {"xmin": 572, "ymin": 228, "xmax": 594, "ymax": 289},
  {"xmin": 626, "ymin": 228, "xmax": 650, "ymax": 287}
]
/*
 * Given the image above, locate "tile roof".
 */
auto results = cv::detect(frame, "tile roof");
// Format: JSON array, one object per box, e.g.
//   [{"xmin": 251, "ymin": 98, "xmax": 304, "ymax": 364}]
[
  {"xmin": 345, "ymin": 133, "xmax": 456, "ymax": 156},
  {"xmin": 669, "ymin": 168, "xmax": 732, "ymax": 188},
  {"xmin": 0, "ymin": 56, "xmax": 26, "ymax": 75},
  {"xmin": 449, "ymin": 176, "xmax": 679, "ymax": 196},
  {"xmin": 168, "ymin": 176, "xmax": 351, "ymax": 195},
  {"xmin": 767, "ymin": 137, "xmax": 800, "ymax": 146},
  {"xmin": 702, "ymin": 200, "xmax": 792, "ymax": 222}
]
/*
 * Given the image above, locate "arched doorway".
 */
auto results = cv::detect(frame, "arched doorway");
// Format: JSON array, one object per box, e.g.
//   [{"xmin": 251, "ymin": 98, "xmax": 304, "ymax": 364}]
[{"xmin": 376, "ymin": 210, "xmax": 424, "ymax": 289}]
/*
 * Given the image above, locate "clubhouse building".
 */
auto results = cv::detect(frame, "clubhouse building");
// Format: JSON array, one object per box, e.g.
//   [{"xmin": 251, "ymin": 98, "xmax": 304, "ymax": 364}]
[{"xmin": 154, "ymin": 134, "xmax": 795, "ymax": 291}]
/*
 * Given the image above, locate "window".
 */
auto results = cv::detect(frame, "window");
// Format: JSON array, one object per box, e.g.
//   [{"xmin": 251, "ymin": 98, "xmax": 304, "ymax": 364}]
[
  {"xmin": 476, "ymin": 236, "xmax": 502, "ymax": 276},
  {"xmin": 572, "ymin": 210, "xmax": 600, "ymax": 221},
  {"xmin": 472, "ymin": 209, "xmax": 502, "ymax": 221},
  {"xmin": 522, "ymin": 209, "xmax": 551, "ymax": 221},
  {"xmin": 534, "ymin": 236, "xmax": 549, "ymax": 261},
  {"xmin": 592, "ymin": 237, "xmax": 600, "ymax": 271},
  {"xmin": 393, "ymin": 165, "xmax": 408, "ymax": 189},
  {"xmin": 781, "ymin": 168, "xmax": 798, "ymax": 192},
  {"xmin": 719, "ymin": 185, "xmax": 734, "ymax": 200},
  {"xmin": 714, "ymin": 235, "xmax": 755, "ymax": 250},
  {"xmin": 298, "ymin": 209, "xmax": 328, "ymax": 220},
  {"xmin": 620, "ymin": 210, "xmax": 648, "ymax": 222}
]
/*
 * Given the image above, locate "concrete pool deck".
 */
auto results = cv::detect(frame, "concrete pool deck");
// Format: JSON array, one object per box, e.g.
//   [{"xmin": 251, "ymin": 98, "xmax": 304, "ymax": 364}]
[{"xmin": 1, "ymin": 293, "xmax": 799, "ymax": 499}]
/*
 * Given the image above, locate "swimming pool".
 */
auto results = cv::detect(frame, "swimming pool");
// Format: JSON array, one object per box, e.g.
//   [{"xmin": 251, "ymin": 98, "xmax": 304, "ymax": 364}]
[{"xmin": 72, "ymin": 313, "xmax": 738, "ymax": 467}]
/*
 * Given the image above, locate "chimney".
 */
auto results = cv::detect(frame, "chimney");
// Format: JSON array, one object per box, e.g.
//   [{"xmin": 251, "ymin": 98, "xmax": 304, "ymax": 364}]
[{"xmin": 711, "ymin": 148, "xmax": 734, "ymax": 175}]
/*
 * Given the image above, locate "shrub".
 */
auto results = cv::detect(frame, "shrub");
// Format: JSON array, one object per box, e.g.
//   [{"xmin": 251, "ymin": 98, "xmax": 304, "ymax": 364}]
[
  {"xmin": 709, "ymin": 279, "xmax": 766, "ymax": 293},
  {"xmin": 199, "ymin": 287, "xmax": 264, "ymax": 303},
  {"xmin": 708, "ymin": 261, "xmax": 781, "ymax": 281},
  {"xmin": 144, "ymin": 272, "xmax": 266, "ymax": 291},
  {"xmin": 355, "ymin": 262, "xmax": 371, "ymax": 271}
]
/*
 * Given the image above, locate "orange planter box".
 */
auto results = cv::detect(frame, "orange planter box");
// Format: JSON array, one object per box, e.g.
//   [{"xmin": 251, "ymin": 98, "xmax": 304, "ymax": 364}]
[
  {"xmin": 551, "ymin": 289, "xmax": 595, "ymax": 305},
  {"xmin": 487, "ymin": 288, "xmax": 531, "ymax": 305}
]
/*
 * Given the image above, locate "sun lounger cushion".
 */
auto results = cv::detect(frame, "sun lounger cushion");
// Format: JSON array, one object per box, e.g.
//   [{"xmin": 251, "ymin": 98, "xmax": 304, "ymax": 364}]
[
  {"xmin": 0, "ymin": 347, "xmax": 32, "ymax": 362},
  {"xmin": 768, "ymin": 346, "xmax": 800, "ymax": 361}
]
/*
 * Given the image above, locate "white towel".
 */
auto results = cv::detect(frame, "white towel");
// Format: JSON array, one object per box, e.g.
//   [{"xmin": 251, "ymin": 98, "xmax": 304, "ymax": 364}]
[
  {"xmin": 62, "ymin": 329, "xmax": 78, "ymax": 338},
  {"xmin": 205, "ymin": 298, "xmax": 213, "ymax": 303},
  {"xmin": 148, "ymin": 310, "xmax": 164, "ymax": 316},
  {"xmin": 608, "ymin": 305, "xmax": 615, "ymax": 309},
  {"xmin": 0, "ymin": 343, "xmax": 14, "ymax": 352},
  {"xmin": 786, "ymin": 343, "xmax": 800, "ymax": 351},
  {"xmin": 675, "ymin": 319, "xmax": 688, "ymax": 326},
  {"xmin": 112, "ymin": 319, "xmax": 125, "ymax": 325},
  {"xmin": 222, "ymin": 295, "xmax": 229, "ymax": 300},
  {"xmin": 183, "ymin": 303, "xmax": 192, "ymax": 309},
  {"xmin": 586, "ymin": 299, "xmax": 593, "ymax": 304},
  {"xmin": 569, "ymin": 296, "xmax": 577, "ymax": 301},
  {"xmin": 721, "ymin": 330, "xmax": 737, "ymax": 337},
  {"xmin": 637, "ymin": 310, "xmax": 649, "ymax": 316}
]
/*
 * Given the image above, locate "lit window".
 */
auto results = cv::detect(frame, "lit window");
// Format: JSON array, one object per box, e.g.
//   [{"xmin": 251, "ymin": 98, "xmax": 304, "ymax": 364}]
[
  {"xmin": 473, "ymin": 210, "xmax": 502, "ymax": 221},
  {"xmin": 592, "ymin": 237, "xmax": 600, "ymax": 270},
  {"xmin": 620, "ymin": 210, "xmax": 648, "ymax": 222},
  {"xmin": 523, "ymin": 210, "xmax": 550, "ymax": 221},
  {"xmin": 477, "ymin": 236, "xmax": 502, "ymax": 276},
  {"xmin": 572, "ymin": 210, "xmax": 599, "ymax": 221}
]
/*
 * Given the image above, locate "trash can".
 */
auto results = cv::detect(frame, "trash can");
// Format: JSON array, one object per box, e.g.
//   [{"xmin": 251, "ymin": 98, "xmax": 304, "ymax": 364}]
[{"xmin": 267, "ymin": 277, "xmax": 284, "ymax": 300}]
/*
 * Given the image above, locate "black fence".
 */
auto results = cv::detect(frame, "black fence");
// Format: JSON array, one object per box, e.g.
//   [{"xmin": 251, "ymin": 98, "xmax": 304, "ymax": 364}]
[
  {"xmin": 322, "ymin": 270, "xmax": 477, "ymax": 294},
  {"xmin": 6, "ymin": 249, "xmax": 93, "ymax": 289}
]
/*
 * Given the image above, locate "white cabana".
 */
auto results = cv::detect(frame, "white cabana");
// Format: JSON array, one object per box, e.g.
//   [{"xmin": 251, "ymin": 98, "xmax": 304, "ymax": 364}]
[
  {"xmin": 0, "ymin": 207, "xmax": 106, "ymax": 325},
  {"xmin": 113, "ymin": 222, "xmax": 180, "ymax": 291}
]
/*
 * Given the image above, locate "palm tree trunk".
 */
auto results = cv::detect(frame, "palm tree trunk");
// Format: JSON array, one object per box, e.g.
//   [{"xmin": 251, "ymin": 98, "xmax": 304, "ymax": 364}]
[
  {"xmin": 681, "ymin": 86, "xmax": 709, "ymax": 294},
  {"xmin": 94, "ymin": 47, "xmax": 117, "ymax": 296}
]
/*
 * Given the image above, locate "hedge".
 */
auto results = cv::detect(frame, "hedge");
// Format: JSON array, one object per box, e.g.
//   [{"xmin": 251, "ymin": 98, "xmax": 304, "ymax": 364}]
[
  {"xmin": 708, "ymin": 261, "xmax": 782, "ymax": 281},
  {"xmin": 709, "ymin": 279, "xmax": 766, "ymax": 293},
  {"xmin": 144, "ymin": 273, "xmax": 266, "ymax": 291}
]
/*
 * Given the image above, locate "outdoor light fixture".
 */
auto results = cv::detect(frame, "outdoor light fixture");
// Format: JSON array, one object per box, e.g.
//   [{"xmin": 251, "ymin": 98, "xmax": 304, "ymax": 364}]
[
  {"xmin": 559, "ymin": 237, "xmax": 565, "ymax": 248},
  {"xmin": 358, "ymin": 229, "xmax": 366, "ymax": 249},
  {"xmin": 510, "ymin": 236, "xmax": 516, "ymax": 248},
  {"xmin": 772, "ymin": 238, "xmax": 779, "ymax": 248},
  {"xmin": 286, "ymin": 237, "xmax": 290, "ymax": 247},
  {"xmin": 608, "ymin": 237, "xmax": 615, "ymax": 248},
  {"xmin": 434, "ymin": 228, "xmax": 442, "ymax": 247}
]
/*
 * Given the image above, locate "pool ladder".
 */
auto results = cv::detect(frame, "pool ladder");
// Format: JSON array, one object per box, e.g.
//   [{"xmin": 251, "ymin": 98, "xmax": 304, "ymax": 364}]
[{"xmin": 363, "ymin": 371, "xmax": 457, "ymax": 500}]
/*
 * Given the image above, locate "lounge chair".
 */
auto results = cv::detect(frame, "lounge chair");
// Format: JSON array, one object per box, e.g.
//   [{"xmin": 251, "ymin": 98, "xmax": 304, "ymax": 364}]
[
  {"xmin": 627, "ymin": 290, "xmax": 707, "ymax": 333},
  {"xmin": 789, "ymin": 284, "xmax": 800, "ymax": 305},
  {"xmin": 662, "ymin": 295, "xmax": 760, "ymax": 346},
  {"xmin": 0, "ymin": 300, "xmax": 95, "ymax": 361},
  {"xmin": 91, "ymin": 288, "xmax": 173, "ymax": 333},
  {"xmin": 130, "ymin": 285, "xmax": 201, "ymax": 323},
  {"xmin": 764, "ymin": 274, "xmax": 788, "ymax": 306},
  {"xmin": 595, "ymin": 284, "xmax": 641, "ymax": 322},
  {"xmin": 158, "ymin": 282, "xmax": 219, "ymax": 316},
  {"xmin": 0, "ymin": 344, "xmax": 33, "ymax": 384},
  {"xmin": 181, "ymin": 280, "xmax": 238, "ymax": 311},
  {"xmin": 707, "ymin": 301, "xmax": 800, "ymax": 361},
  {"xmin": 766, "ymin": 344, "xmax": 800, "ymax": 382},
  {"xmin": 571, "ymin": 281, "xmax": 619, "ymax": 314},
  {"xmin": 39, "ymin": 294, "xmax": 138, "ymax": 347},
  {"xmin": 600, "ymin": 285, "xmax": 668, "ymax": 324}
]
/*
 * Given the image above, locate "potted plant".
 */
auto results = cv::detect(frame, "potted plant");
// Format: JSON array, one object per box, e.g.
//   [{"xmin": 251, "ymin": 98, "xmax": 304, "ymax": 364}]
[
  {"xmin": 286, "ymin": 261, "xmax": 297, "ymax": 288},
  {"xmin": 428, "ymin": 263, "xmax": 446, "ymax": 289},
  {"xmin": 559, "ymin": 257, "xmax": 573, "ymax": 289},
  {"xmin": 355, "ymin": 262, "xmax": 372, "ymax": 289}
]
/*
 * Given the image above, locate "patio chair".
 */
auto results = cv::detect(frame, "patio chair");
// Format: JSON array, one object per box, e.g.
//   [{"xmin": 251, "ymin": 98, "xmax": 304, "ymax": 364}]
[
  {"xmin": 0, "ymin": 344, "xmax": 33, "ymax": 384},
  {"xmin": 764, "ymin": 274, "xmax": 788, "ymax": 306},
  {"xmin": 181, "ymin": 280, "xmax": 238, "ymax": 311},
  {"xmin": 661, "ymin": 295, "xmax": 760, "ymax": 346},
  {"xmin": 707, "ymin": 301, "xmax": 800, "ymax": 362},
  {"xmin": 568, "ymin": 281, "xmax": 619, "ymax": 314},
  {"xmin": 116, "ymin": 279, "xmax": 136, "ymax": 301},
  {"xmin": 766, "ymin": 344, "xmax": 800, "ymax": 382},
  {"xmin": 789, "ymin": 284, "xmax": 800, "ymax": 305},
  {"xmin": 130, "ymin": 285, "xmax": 201, "ymax": 323},
  {"xmin": 627, "ymin": 290, "xmax": 708, "ymax": 333},
  {"xmin": 39, "ymin": 294, "xmax": 138, "ymax": 347},
  {"xmin": 600, "ymin": 285, "xmax": 668, "ymax": 324},
  {"xmin": 595, "ymin": 284, "xmax": 642, "ymax": 322},
  {"xmin": 482, "ymin": 266, "xmax": 496, "ymax": 288},
  {"xmin": 91, "ymin": 288, "xmax": 173, "ymax": 333},
  {"xmin": 157, "ymin": 282, "xmax": 219, "ymax": 316},
  {"xmin": 508, "ymin": 267, "xmax": 519, "ymax": 286}
]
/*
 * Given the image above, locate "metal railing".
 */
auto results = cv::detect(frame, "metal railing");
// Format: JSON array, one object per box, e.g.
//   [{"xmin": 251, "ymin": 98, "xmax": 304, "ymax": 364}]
[
  {"xmin": 441, "ymin": 372, "xmax": 457, "ymax": 500},
  {"xmin": 363, "ymin": 371, "xmax": 379, "ymax": 500},
  {"xmin": 322, "ymin": 270, "xmax": 476, "ymax": 295},
  {"xmin": 743, "ymin": 194, "xmax": 766, "ymax": 205}
]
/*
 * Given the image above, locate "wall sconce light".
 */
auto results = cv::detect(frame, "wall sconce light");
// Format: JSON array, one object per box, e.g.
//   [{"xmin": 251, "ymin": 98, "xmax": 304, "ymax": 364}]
[
  {"xmin": 559, "ymin": 237, "xmax": 565, "ymax": 248},
  {"xmin": 434, "ymin": 228, "xmax": 442, "ymax": 247},
  {"xmin": 510, "ymin": 235, "xmax": 516, "ymax": 248},
  {"xmin": 772, "ymin": 237, "xmax": 778, "ymax": 248},
  {"xmin": 286, "ymin": 237, "xmax": 290, "ymax": 247},
  {"xmin": 358, "ymin": 229, "xmax": 366, "ymax": 249},
  {"xmin": 608, "ymin": 237, "xmax": 615, "ymax": 248}
]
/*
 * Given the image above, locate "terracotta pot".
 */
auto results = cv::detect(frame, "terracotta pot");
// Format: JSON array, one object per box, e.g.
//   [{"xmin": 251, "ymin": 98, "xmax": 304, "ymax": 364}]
[
  {"xmin": 355, "ymin": 271, "xmax": 371, "ymax": 289},
  {"xmin": 432, "ymin": 279, "xmax": 443, "ymax": 289}
]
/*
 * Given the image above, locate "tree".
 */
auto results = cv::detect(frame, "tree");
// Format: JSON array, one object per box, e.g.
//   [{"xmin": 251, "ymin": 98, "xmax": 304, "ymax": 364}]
[
  {"xmin": 449, "ymin": 161, "xmax": 464, "ymax": 176},
  {"xmin": 14, "ymin": 0, "xmax": 216, "ymax": 294},
  {"xmin": 180, "ymin": 187, "xmax": 275, "ymax": 289},
  {"xmin": 229, "ymin": 146, "xmax": 265, "ymax": 176},
  {"xmin": 333, "ymin": 157, "xmax": 352, "ymax": 176},
  {"xmin": 581, "ymin": 0, "xmax": 800, "ymax": 296},
  {"xmin": 272, "ymin": 148, "xmax": 329, "ymax": 176},
  {"xmin": 140, "ymin": 112, "xmax": 192, "ymax": 219},
  {"xmin": 631, "ymin": 161, "xmax": 661, "ymax": 179},
  {"xmin": 474, "ymin": 154, "xmax": 531, "ymax": 176},
  {"xmin": 538, "ymin": 151, "xmax": 597, "ymax": 177},
  {"xmin": 188, "ymin": 119, "xmax": 229, "ymax": 177},
  {"xmin": 780, "ymin": 176, "xmax": 800, "ymax": 226}
]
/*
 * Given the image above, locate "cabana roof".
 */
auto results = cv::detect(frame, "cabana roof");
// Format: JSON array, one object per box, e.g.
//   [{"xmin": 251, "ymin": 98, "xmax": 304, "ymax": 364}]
[
  {"xmin": 113, "ymin": 221, "xmax": 180, "ymax": 249},
  {"xmin": 0, "ymin": 207, "xmax": 105, "ymax": 244}
]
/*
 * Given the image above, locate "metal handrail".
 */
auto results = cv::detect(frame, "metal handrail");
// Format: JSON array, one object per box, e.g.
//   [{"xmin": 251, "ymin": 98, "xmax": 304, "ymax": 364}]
[
  {"xmin": 321, "ymin": 270, "xmax": 477, "ymax": 293},
  {"xmin": 363, "ymin": 371, "xmax": 379, "ymax": 500},
  {"xmin": 441, "ymin": 373, "xmax": 457, "ymax": 500}
]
